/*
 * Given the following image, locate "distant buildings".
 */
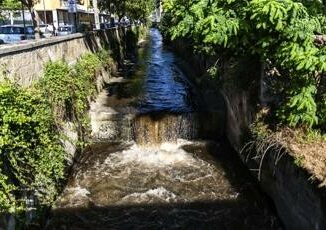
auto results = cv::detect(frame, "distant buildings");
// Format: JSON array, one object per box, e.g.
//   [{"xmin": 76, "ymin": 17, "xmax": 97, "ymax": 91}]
[{"xmin": 1, "ymin": 0, "xmax": 110, "ymax": 29}]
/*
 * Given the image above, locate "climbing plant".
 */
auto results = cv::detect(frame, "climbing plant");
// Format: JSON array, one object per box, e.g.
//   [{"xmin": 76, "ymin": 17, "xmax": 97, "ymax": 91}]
[
  {"xmin": 162, "ymin": 0, "xmax": 326, "ymax": 130},
  {"xmin": 40, "ymin": 53, "xmax": 102, "ymax": 129},
  {"xmin": 0, "ymin": 49, "xmax": 114, "ymax": 217},
  {"xmin": 0, "ymin": 82, "xmax": 65, "ymax": 213}
]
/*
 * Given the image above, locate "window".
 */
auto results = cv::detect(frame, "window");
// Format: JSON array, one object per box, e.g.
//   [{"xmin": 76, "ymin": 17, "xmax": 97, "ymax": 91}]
[{"xmin": 0, "ymin": 27, "xmax": 24, "ymax": 34}]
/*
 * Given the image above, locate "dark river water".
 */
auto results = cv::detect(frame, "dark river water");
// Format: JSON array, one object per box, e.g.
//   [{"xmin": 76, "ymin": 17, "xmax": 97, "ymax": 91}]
[
  {"xmin": 138, "ymin": 29, "xmax": 193, "ymax": 113},
  {"xmin": 46, "ymin": 28, "xmax": 281, "ymax": 230}
]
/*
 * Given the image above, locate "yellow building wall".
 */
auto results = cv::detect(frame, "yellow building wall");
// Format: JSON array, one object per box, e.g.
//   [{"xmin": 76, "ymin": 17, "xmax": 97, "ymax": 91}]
[
  {"xmin": 34, "ymin": 0, "xmax": 92, "ymax": 11},
  {"xmin": 34, "ymin": 0, "xmax": 60, "ymax": 10}
]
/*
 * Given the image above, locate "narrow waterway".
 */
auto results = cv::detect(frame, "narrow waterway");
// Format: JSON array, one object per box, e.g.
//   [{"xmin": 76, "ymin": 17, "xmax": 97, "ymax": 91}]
[
  {"xmin": 47, "ymin": 29, "xmax": 281, "ymax": 229},
  {"xmin": 137, "ymin": 29, "xmax": 193, "ymax": 113}
]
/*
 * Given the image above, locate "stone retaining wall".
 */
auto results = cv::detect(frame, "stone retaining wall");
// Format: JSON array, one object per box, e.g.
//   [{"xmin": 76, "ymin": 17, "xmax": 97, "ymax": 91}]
[{"xmin": 0, "ymin": 28, "xmax": 124, "ymax": 87}]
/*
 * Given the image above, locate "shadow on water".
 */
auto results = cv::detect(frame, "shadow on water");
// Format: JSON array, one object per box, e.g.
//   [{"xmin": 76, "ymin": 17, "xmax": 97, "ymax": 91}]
[
  {"xmin": 42, "ymin": 28, "xmax": 283, "ymax": 229},
  {"xmin": 47, "ymin": 201, "xmax": 278, "ymax": 230},
  {"xmin": 43, "ymin": 141, "xmax": 282, "ymax": 230}
]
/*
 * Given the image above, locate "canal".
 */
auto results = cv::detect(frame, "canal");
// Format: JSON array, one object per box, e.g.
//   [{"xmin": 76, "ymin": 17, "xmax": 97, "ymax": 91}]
[{"xmin": 46, "ymin": 28, "xmax": 282, "ymax": 229}]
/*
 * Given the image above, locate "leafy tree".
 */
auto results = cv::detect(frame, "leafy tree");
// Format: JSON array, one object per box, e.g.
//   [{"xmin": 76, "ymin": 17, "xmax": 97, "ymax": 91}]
[
  {"xmin": 0, "ymin": 0, "xmax": 21, "ymax": 9},
  {"xmin": 99, "ymin": 0, "xmax": 154, "ymax": 22},
  {"xmin": 162, "ymin": 0, "xmax": 326, "ymax": 130},
  {"xmin": 0, "ymin": 0, "xmax": 42, "ymax": 38}
]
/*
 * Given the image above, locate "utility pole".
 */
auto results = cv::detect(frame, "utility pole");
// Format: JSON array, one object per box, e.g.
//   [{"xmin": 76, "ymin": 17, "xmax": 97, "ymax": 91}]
[
  {"xmin": 43, "ymin": 0, "xmax": 46, "ymax": 25},
  {"xmin": 21, "ymin": 1, "xmax": 26, "ymax": 38},
  {"xmin": 93, "ymin": 0, "xmax": 100, "ymax": 30}
]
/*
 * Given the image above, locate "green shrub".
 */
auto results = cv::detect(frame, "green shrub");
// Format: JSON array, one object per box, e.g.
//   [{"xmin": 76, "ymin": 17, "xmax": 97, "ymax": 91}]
[
  {"xmin": 0, "ymin": 50, "xmax": 114, "ymax": 216},
  {"xmin": 0, "ymin": 82, "xmax": 65, "ymax": 213},
  {"xmin": 40, "ymin": 53, "xmax": 101, "ymax": 125},
  {"xmin": 97, "ymin": 49, "xmax": 114, "ymax": 67},
  {"xmin": 74, "ymin": 53, "xmax": 101, "ymax": 125},
  {"xmin": 39, "ymin": 61, "xmax": 73, "ymax": 121},
  {"xmin": 277, "ymin": 83, "xmax": 318, "ymax": 128},
  {"xmin": 317, "ymin": 92, "xmax": 326, "ymax": 130}
]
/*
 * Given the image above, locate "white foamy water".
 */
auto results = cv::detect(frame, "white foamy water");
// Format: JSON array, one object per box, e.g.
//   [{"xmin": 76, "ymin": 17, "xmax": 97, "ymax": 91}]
[
  {"xmin": 67, "ymin": 186, "xmax": 90, "ymax": 197},
  {"xmin": 56, "ymin": 140, "xmax": 239, "ymax": 208},
  {"xmin": 103, "ymin": 141, "xmax": 198, "ymax": 168},
  {"xmin": 57, "ymin": 186, "xmax": 91, "ymax": 208},
  {"xmin": 118, "ymin": 187, "xmax": 178, "ymax": 204}
]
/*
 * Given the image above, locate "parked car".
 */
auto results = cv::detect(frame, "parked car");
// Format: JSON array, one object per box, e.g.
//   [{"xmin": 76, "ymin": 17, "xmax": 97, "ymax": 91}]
[
  {"xmin": 0, "ymin": 25, "xmax": 35, "ymax": 44},
  {"xmin": 57, "ymin": 25, "xmax": 76, "ymax": 36},
  {"xmin": 25, "ymin": 25, "xmax": 35, "ymax": 40},
  {"xmin": 99, "ymin": 23, "xmax": 113, "ymax": 30},
  {"xmin": 39, "ymin": 24, "xmax": 54, "ymax": 37}
]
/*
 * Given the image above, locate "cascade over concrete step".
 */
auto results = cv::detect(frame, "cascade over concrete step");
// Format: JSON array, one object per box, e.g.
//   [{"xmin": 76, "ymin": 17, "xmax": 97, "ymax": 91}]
[{"xmin": 90, "ymin": 88, "xmax": 224, "ymax": 144}]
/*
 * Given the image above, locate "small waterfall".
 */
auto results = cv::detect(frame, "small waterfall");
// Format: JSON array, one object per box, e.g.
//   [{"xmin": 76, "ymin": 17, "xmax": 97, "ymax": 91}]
[
  {"xmin": 48, "ymin": 28, "xmax": 281, "ymax": 229},
  {"xmin": 133, "ymin": 113, "xmax": 198, "ymax": 145},
  {"xmin": 91, "ymin": 111, "xmax": 224, "ymax": 144}
]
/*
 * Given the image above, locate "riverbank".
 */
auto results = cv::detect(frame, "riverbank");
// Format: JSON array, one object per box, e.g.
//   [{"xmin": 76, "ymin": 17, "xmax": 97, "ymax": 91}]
[
  {"xmin": 250, "ymin": 116, "xmax": 326, "ymax": 187},
  {"xmin": 46, "ymin": 28, "xmax": 282, "ymax": 229},
  {"xmin": 168, "ymin": 37, "xmax": 326, "ymax": 229},
  {"xmin": 0, "ymin": 26, "xmax": 146, "ymax": 229}
]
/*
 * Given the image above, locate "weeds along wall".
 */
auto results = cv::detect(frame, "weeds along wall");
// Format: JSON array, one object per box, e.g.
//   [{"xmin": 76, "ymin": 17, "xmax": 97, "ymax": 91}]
[{"xmin": 0, "ymin": 27, "xmax": 144, "ymax": 226}]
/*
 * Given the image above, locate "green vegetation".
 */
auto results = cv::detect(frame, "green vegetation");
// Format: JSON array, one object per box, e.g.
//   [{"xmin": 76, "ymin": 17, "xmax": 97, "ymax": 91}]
[
  {"xmin": 0, "ymin": 0, "xmax": 21, "ymax": 9},
  {"xmin": 0, "ymin": 50, "xmax": 113, "ymax": 220},
  {"xmin": 39, "ymin": 52, "xmax": 102, "ymax": 135},
  {"xmin": 161, "ymin": 0, "xmax": 326, "ymax": 132},
  {"xmin": 99, "ymin": 0, "xmax": 155, "ymax": 23},
  {"xmin": 0, "ymin": 82, "xmax": 65, "ymax": 213}
]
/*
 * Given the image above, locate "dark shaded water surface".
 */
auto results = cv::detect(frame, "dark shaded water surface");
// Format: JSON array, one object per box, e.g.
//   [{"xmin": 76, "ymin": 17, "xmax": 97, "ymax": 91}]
[
  {"xmin": 47, "ymin": 29, "xmax": 282, "ymax": 229},
  {"xmin": 137, "ymin": 29, "xmax": 193, "ymax": 113}
]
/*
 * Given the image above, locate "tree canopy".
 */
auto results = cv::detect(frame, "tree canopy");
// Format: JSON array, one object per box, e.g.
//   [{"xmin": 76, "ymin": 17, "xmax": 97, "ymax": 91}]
[
  {"xmin": 162, "ymin": 0, "xmax": 326, "ymax": 131},
  {"xmin": 99, "ymin": 0, "xmax": 155, "ymax": 22},
  {"xmin": 0, "ymin": 0, "xmax": 21, "ymax": 9},
  {"xmin": 0, "ymin": 0, "xmax": 38, "ymax": 9}
]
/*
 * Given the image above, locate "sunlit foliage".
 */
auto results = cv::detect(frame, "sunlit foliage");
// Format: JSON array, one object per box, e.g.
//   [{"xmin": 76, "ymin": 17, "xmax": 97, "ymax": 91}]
[{"xmin": 162, "ymin": 0, "xmax": 326, "ymax": 130}]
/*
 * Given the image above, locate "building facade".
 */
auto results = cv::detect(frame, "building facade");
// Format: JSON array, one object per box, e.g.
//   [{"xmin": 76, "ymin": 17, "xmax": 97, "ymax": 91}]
[{"xmin": 34, "ymin": 0, "xmax": 109, "ymax": 29}]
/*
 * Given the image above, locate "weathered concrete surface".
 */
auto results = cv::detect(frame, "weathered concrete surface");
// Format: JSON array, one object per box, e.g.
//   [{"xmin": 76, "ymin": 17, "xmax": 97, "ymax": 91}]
[
  {"xmin": 0, "ymin": 28, "xmax": 123, "ymax": 86},
  {"xmin": 171, "ymin": 40, "xmax": 326, "ymax": 230},
  {"xmin": 221, "ymin": 62, "xmax": 326, "ymax": 230}
]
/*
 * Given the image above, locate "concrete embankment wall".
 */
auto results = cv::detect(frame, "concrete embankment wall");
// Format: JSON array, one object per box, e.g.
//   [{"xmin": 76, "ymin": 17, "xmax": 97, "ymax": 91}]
[
  {"xmin": 171, "ymin": 39, "xmax": 326, "ymax": 230},
  {"xmin": 223, "ymin": 82, "xmax": 326, "ymax": 230},
  {"xmin": 0, "ymin": 28, "xmax": 124, "ymax": 86},
  {"xmin": 0, "ymin": 28, "xmax": 130, "ymax": 160},
  {"xmin": 0, "ymin": 28, "xmax": 132, "ymax": 229}
]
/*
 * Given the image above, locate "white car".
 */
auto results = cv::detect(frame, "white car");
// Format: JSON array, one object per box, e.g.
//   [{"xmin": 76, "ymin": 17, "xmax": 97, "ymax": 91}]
[
  {"xmin": 57, "ymin": 25, "xmax": 76, "ymax": 36},
  {"xmin": 0, "ymin": 25, "xmax": 35, "ymax": 44},
  {"xmin": 39, "ymin": 24, "xmax": 54, "ymax": 37}
]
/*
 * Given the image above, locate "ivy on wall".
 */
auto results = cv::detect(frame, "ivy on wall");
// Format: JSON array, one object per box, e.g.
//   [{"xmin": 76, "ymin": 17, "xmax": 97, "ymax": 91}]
[
  {"xmin": 0, "ymin": 49, "xmax": 114, "ymax": 218},
  {"xmin": 0, "ymin": 82, "xmax": 65, "ymax": 212}
]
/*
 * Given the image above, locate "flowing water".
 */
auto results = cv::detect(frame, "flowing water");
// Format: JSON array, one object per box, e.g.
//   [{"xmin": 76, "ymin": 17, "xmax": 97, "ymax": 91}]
[{"xmin": 47, "ymin": 29, "xmax": 281, "ymax": 229}]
